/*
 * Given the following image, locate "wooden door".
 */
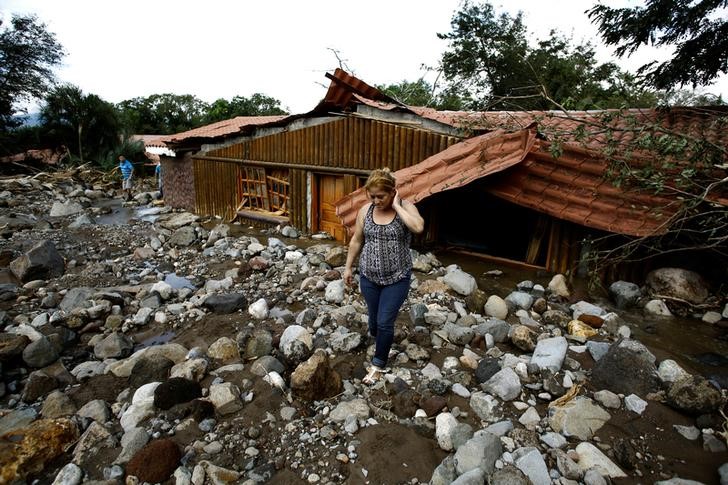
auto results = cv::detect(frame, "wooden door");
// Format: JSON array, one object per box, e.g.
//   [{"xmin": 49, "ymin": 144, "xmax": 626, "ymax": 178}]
[{"xmin": 316, "ymin": 174, "xmax": 346, "ymax": 241}]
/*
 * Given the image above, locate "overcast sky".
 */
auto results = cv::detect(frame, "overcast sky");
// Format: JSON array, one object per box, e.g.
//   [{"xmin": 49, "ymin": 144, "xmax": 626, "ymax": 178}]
[{"xmin": 3, "ymin": 0, "xmax": 727, "ymax": 114}]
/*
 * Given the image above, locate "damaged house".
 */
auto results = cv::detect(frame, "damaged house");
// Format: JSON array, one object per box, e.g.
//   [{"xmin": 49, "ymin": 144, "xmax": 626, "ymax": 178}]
[{"xmin": 162, "ymin": 69, "xmax": 728, "ymax": 281}]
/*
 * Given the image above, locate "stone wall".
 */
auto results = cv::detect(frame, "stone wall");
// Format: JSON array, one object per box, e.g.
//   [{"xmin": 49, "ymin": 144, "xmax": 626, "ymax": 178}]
[{"xmin": 161, "ymin": 153, "xmax": 195, "ymax": 212}]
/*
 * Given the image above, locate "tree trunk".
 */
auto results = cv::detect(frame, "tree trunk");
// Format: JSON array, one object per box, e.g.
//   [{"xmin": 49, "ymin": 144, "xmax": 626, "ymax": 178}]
[{"xmin": 77, "ymin": 124, "xmax": 83, "ymax": 162}]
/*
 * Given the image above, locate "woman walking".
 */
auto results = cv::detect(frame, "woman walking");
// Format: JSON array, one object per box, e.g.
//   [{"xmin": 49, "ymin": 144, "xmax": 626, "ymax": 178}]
[{"xmin": 343, "ymin": 168, "xmax": 424, "ymax": 385}]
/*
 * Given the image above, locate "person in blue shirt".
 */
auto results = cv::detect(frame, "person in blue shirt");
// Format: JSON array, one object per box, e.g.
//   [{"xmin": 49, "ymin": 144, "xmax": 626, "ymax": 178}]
[
  {"xmin": 155, "ymin": 160, "xmax": 163, "ymax": 198},
  {"xmin": 118, "ymin": 155, "xmax": 134, "ymax": 201}
]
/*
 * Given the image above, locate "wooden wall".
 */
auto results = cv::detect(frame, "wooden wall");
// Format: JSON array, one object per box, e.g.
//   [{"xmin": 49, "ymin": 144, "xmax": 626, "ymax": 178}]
[{"xmin": 206, "ymin": 116, "xmax": 459, "ymax": 171}]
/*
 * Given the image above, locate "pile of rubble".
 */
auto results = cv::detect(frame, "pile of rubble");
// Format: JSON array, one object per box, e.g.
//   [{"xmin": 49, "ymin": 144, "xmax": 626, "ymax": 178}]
[{"xmin": 0, "ymin": 172, "xmax": 727, "ymax": 485}]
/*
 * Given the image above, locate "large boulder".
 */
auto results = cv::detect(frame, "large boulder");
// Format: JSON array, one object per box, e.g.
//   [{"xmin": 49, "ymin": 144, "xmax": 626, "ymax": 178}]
[
  {"xmin": 10, "ymin": 240, "xmax": 65, "ymax": 283},
  {"xmin": 49, "ymin": 201, "xmax": 83, "ymax": 217},
  {"xmin": 548, "ymin": 397, "xmax": 611, "ymax": 440},
  {"xmin": 59, "ymin": 287, "xmax": 94, "ymax": 313},
  {"xmin": 666, "ymin": 375, "xmax": 723, "ymax": 415},
  {"xmin": 453, "ymin": 431, "xmax": 502, "ymax": 475},
  {"xmin": 290, "ymin": 349, "xmax": 343, "ymax": 401},
  {"xmin": 591, "ymin": 339, "xmax": 661, "ymax": 396},
  {"xmin": 168, "ymin": 226, "xmax": 197, "ymax": 247},
  {"xmin": 530, "ymin": 336, "xmax": 568, "ymax": 372},
  {"xmin": 443, "ymin": 269, "xmax": 477, "ymax": 296},
  {"xmin": 645, "ymin": 267, "xmax": 709, "ymax": 304},
  {"xmin": 608, "ymin": 281, "xmax": 642, "ymax": 309},
  {"xmin": 126, "ymin": 439, "xmax": 181, "ymax": 484},
  {"xmin": 203, "ymin": 293, "xmax": 247, "ymax": 314}
]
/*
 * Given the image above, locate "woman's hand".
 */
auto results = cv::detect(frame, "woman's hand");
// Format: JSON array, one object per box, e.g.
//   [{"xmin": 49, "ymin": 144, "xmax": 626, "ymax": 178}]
[
  {"xmin": 393, "ymin": 190, "xmax": 402, "ymax": 208},
  {"xmin": 343, "ymin": 267, "xmax": 354, "ymax": 286}
]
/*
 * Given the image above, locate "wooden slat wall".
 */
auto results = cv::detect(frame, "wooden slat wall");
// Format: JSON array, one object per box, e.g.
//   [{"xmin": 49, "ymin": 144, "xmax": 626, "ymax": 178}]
[
  {"xmin": 193, "ymin": 158, "xmax": 241, "ymax": 221},
  {"xmin": 289, "ymin": 169, "xmax": 307, "ymax": 230},
  {"xmin": 206, "ymin": 117, "xmax": 459, "ymax": 171}
]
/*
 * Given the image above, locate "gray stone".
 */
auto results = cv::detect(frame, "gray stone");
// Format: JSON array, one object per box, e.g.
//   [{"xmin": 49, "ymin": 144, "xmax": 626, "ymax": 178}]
[
  {"xmin": 71, "ymin": 361, "xmax": 107, "ymax": 381},
  {"xmin": 77, "ymin": 399, "xmax": 111, "ymax": 423},
  {"xmin": 409, "ymin": 303, "xmax": 427, "ymax": 326},
  {"xmin": 482, "ymin": 367, "xmax": 521, "ymax": 401},
  {"xmin": 548, "ymin": 397, "xmax": 611, "ymax": 440},
  {"xmin": 50, "ymin": 201, "xmax": 83, "ymax": 217},
  {"xmin": 22, "ymin": 335, "xmax": 60, "ymax": 368},
  {"xmin": 574, "ymin": 442, "xmax": 626, "ymax": 478},
  {"xmin": 720, "ymin": 463, "xmax": 728, "ymax": 485},
  {"xmin": 248, "ymin": 298, "xmax": 269, "ymax": 319},
  {"xmin": 513, "ymin": 447, "xmax": 550, "ymax": 485},
  {"xmin": 444, "ymin": 322, "xmax": 474, "ymax": 345},
  {"xmin": 548, "ymin": 274, "xmax": 570, "ymax": 298},
  {"xmin": 703, "ymin": 432, "xmax": 727, "ymax": 452},
  {"xmin": 646, "ymin": 267, "xmax": 709, "ymax": 304},
  {"xmin": 10, "ymin": 240, "xmax": 65, "ymax": 283},
  {"xmin": 209, "ymin": 382, "xmax": 243, "ymax": 415},
  {"xmin": 244, "ymin": 329, "xmax": 273, "ymax": 359},
  {"xmin": 518, "ymin": 407, "xmax": 541, "ymax": 429},
  {"xmin": 160, "ymin": 211, "xmax": 199, "ymax": 230},
  {"xmin": 169, "ymin": 226, "xmax": 197, "ymax": 247},
  {"xmin": 645, "ymin": 299, "xmax": 672, "ymax": 316},
  {"xmin": 443, "ymin": 269, "xmax": 477, "ymax": 296},
  {"xmin": 505, "ymin": 291, "xmax": 534, "ymax": 311},
  {"xmin": 540, "ymin": 431, "xmax": 567, "ymax": 448},
  {"xmin": 530, "ymin": 336, "xmax": 568, "ymax": 371},
  {"xmin": 250, "ymin": 355, "xmax": 285, "ymax": 376},
  {"xmin": 673, "ymin": 424, "xmax": 700, "ymax": 440},
  {"xmin": 94, "ymin": 333, "xmax": 133, "ymax": 359},
  {"xmin": 68, "ymin": 213, "xmax": 94, "ymax": 228},
  {"xmin": 591, "ymin": 339, "xmax": 660, "ymax": 396},
  {"xmin": 203, "ymin": 293, "xmax": 247, "ymax": 314},
  {"xmin": 330, "ymin": 398, "xmax": 369, "ymax": 422},
  {"xmin": 436, "ymin": 412, "xmax": 473, "ymax": 452},
  {"xmin": 593, "ymin": 390, "xmax": 621, "ymax": 409},
  {"xmin": 325, "ymin": 279, "xmax": 345, "ymax": 304},
  {"xmin": 483, "ymin": 420, "xmax": 513, "ymax": 437},
  {"xmin": 654, "ymin": 479, "xmax": 708, "ymax": 485},
  {"xmin": 329, "ymin": 329, "xmax": 362, "ymax": 352},
  {"xmin": 115, "ymin": 427, "xmax": 150, "ymax": 464},
  {"xmin": 703, "ymin": 311, "xmax": 722, "ymax": 324},
  {"xmin": 151, "ymin": 281, "xmax": 174, "ymax": 300},
  {"xmin": 586, "ymin": 341, "xmax": 610, "ymax": 362},
  {"xmin": 429, "ymin": 456, "xmax": 457, "ymax": 485},
  {"xmin": 474, "ymin": 318, "xmax": 510, "ymax": 343},
  {"xmin": 0, "ymin": 408, "xmax": 38, "ymax": 436},
  {"xmin": 52, "ymin": 462, "xmax": 83, "ymax": 485},
  {"xmin": 570, "ymin": 301, "xmax": 606, "ymax": 319},
  {"xmin": 608, "ymin": 281, "xmax": 642, "ymax": 309},
  {"xmin": 624, "ymin": 394, "xmax": 647, "ymax": 414},
  {"xmin": 41, "ymin": 390, "xmax": 77, "ymax": 418},
  {"xmin": 470, "ymin": 391, "xmax": 502, "ymax": 422},
  {"xmin": 453, "ymin": 431, "xmax": 502, "ymax": 475},
  {"xmin": 450, "ymin": 468, "xmax": 486, "ymax": 485},
  {"xmin": 584, "ymin": 468, "xmax": 608, "ymax": 485},
  {"xmin": 474, "ymin": 358, "xmax": 501, "ymax": 384},
  {"xmin": 489, "ymin": 465, "xmax": 532, "ymax": 485},
  {"xmin": 279, "ymin": 324, "xmax": 313, "ymax": 363},
  {"xmin": 133, "ymin": 307, "xmax": 153, "ymax": 325}
]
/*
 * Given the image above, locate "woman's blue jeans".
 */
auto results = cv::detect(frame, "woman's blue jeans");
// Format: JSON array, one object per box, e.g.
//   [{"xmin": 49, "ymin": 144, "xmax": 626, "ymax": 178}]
[{"xmin": 359, "ymin": 273, "xmax": 411, "ymax": 368}]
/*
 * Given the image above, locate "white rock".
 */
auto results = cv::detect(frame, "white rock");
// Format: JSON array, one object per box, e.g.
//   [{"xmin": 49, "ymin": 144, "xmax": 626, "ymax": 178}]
[
  {"xmin": 330, "ymin": 398, "xmax": 370, "ymax": 423},
  {"xmin": 52, "ymin": 462, "xmax": 83, "ymax": 485},
  {"xmin": 452, "ymin": 383, "xmax": 471, "ymax": 398},
  {"xmin": 539, "ymin": 431, "xmax": 567, "ymax": 449},
  {"xmin": 120, "ymin": 401, "xmax": 155, "ymax": 432},
  {"xmin": 248, "ymin": 298, "xmax": 269, "ymax": 320},
  {"xmin": 106, "ymin": 345, "xmax": 188, "ymax": 379},
  {"xmin": 593, "ymin": 390, "xmax": 621, "ymax": 409},
  {"xmin": 513, "ymin": 447, "xmax": 551, "ymax": 485},
  {"xmin": 421, "ymin": 362, "xmax": 442, "ymax": 380},
  {"xmin": 624, "ymin": 394, "xmax": 647, "ymax": 415},
  {"xmin": 483, "ymin": 367, "xmax": 521, "ymax": 401},
  {"xmin": 484, "ymin": 295, "xmax": 508, "ymax": 319},
  {"xmin": 657, "ymin": 359, "xmax": 690, "ymax": 382},
  {"xmin": 71, "ymin": 361, "xmax": 107, "ymax": 381},
  {"xmin": 263, "ymin": 371, "xmax": 286, "ymax": 392},
  {"xmin": 436, "ymin": 412, "xmax": 459, "ymax": 451},
  {"xmin": 132, "ymin": 382, "xmax": 160, "ymax": 405},
  {"xmin": 204, "ymin": 277, "xmax": 233, "ymax": 293},
  {"xmin": 575, "ymin": 442, "xmax": 626, "ymax": 478},
  {"xmin": 279, "ymin": 325, "xmax": 313, "ymax": 355},
  {"xmin": 154, "ymin": 311, "xmax": 167, "ymax": 324},
  {"xmin": 645, "ymin": 299, "xmax": 672, "ymax": 316},
  {"xmin": 673, "ymin": 424, "xmax": 700, "ymax": 440},
  {"xmin": 325, "ymin": 279, "xmax": 345, "ymax": 304},
  {"xmin": 548, "ymin": 274, "xmax": 570, "ymax": 298},
  {"xmin": 443, "ymin": 269, "xmax": 477, "ymax": 296},
  {"xmin": 208, "ymin": 382, "xmax": 243, "ymax": 415},
  {"xmin": 170, "ymin": 358, "xmax": 208, "ymax": 381},
  {"xmin": 151, "ymin": 281, "xmax": 174, "ymax": 300},
  {"xmin": 530, "ymin": 336, "xmax": 568, "ymax": 372},
  {"xmin": 703, "ymin": 311, "xmax": 722, "ymax": 324},
  {"xmin": 133, "ymin": 307, "xmax": 154, "ymax": 326},
  {"xmin": 518, "ymin": 407, "xmax": 541, "ymax": 429}
]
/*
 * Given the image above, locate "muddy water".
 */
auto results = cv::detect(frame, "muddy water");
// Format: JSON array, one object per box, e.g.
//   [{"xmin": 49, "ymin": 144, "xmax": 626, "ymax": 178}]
[
  {"xmin": 93, "ymin": 199, "xmax": 161, "ymax": 225},
  {"xmin": 435, "ymin": 248, "xmax": 728, "ymax": 383}
]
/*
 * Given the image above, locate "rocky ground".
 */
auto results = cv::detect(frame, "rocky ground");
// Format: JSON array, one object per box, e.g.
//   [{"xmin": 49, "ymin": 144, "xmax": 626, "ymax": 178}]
[{"xmin": 1, "ymin": 169, "xmax": 728, "ymax": 485}]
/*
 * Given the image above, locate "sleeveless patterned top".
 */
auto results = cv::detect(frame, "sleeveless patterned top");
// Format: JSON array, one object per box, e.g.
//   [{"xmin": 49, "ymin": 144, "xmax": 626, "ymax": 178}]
[{"xmin": 359, "ymin": 203, "xmax": 412, "ymax": 285}]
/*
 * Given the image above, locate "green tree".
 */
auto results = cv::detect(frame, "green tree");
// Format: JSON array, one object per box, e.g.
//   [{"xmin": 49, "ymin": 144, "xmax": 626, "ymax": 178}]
[
  {"xmin": 0, "ymin": 14, "xmax": 64, "ymax": 130},
  {"xmin": 437, "ymin": 1, "xmax": 656, "ymax": 110},
  {"xmin": 202, "ymin": 93, "xmax": 287, "ymax": 124},
  {"xmin": 41, "ymin": 84, "xmax": 121, "ymax": 163},
  {"xmin": 588, "ymin": 0, "xmax": 728, "ymax": 90},
  {"xmin": 377, "ymin": 79, "xmax": 469, "ymax": 110},
  {"xmin": 117, "ymin": 93, "xmax": 208, "ymax": 135}
]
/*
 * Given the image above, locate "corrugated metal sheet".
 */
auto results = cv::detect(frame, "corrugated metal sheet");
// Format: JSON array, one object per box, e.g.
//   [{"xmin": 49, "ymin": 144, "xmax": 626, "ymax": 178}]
[
  {"xmin": 335, "ymin": 127, "xmax": 537, "ymax": 233},
  {"xmin": 166, "ymin": 115, "xmax": 288, "ymax": 145}
]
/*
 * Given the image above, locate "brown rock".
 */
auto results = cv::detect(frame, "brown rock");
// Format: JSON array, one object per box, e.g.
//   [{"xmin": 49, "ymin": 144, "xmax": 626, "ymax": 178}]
[
  {"xmin": 532, "ymin": 297, "xmax": 548, "ymax": 314},
  {"xmin": 392, "ymin": 389, "xmax": 420, "ymax": 418},
  {"xmin": 465, "ymin": 288, "xmax": 487, "ymax": 314},
  {"xmin": 567, "ymin": 320, "xmax": 598, "ymax": 338},
  {"xmin": 21, "ymin": 370, "xmax": 58, "ymax": 402},
  {"xmin": 0, "ymin": 333, "xmax": 30, "ymax": 361},
  {"xmin": 248, "ymin": 256, "xmax": 269, "ymax": 271},
  {"xmin": 421, "ymin": 396, "xmax": 447, "ymax": 417},
  {"xmin": 417, "ymin": 279, "xmax": 450, "ymax": 295},
  {"xmin": 667, "ymin": 375, "xmax": 723, "ymax": 415},
  {"xmin": 132, "ymin": 247, "xmax": 155, "ymax": 261},
  {"xmin": 40, "ymin": 390, "xmax": 77, "ymax": 418},
  {"xmin": 290, "ymin": 349, "xmax": 342, "ymax": 401},
  {"xmin": 126, "ymin": 439, "xmax": 181, "ymax": 483},
  {"xmin": 511, "ymin": 325, "xmax": 536, "ymax": 352},
  {"xmin": 577, "ymin": 313, "xmax": 604, "ymax": 329},
  {"xmin": 0, "ymin": 418, "xmax": 79, "ymax": 484}
]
